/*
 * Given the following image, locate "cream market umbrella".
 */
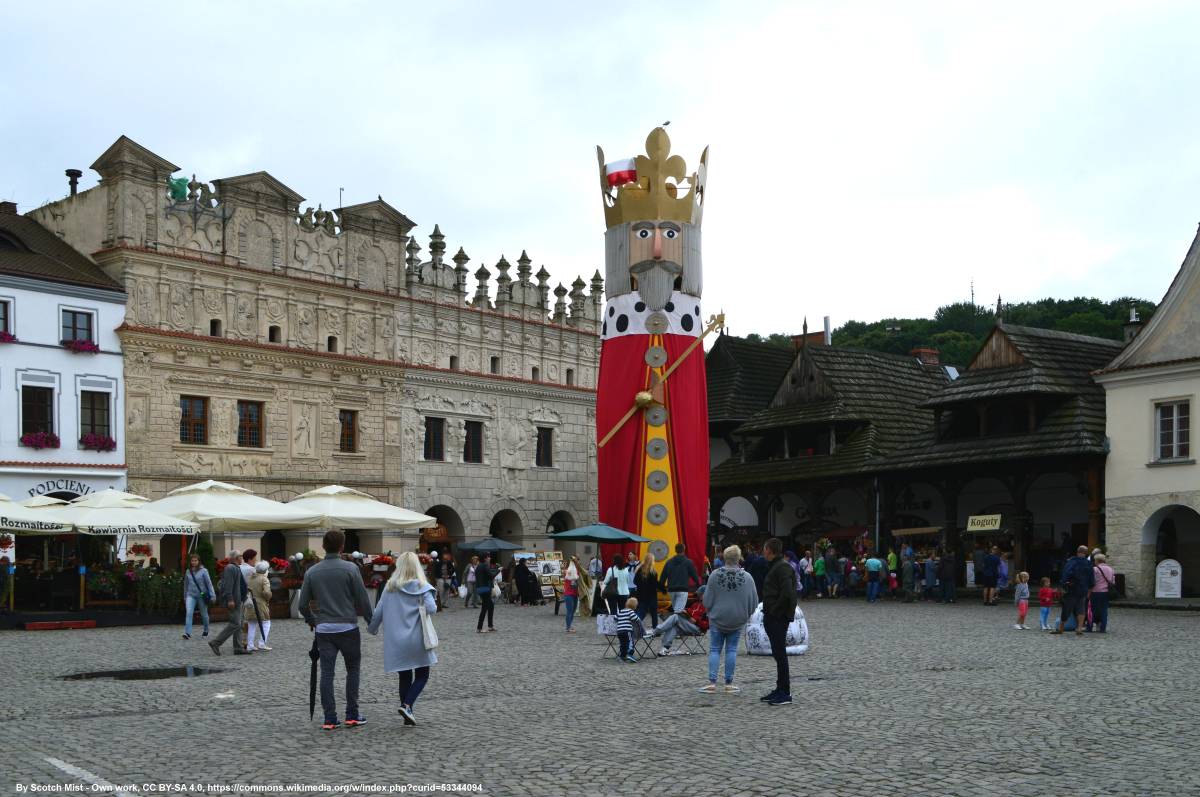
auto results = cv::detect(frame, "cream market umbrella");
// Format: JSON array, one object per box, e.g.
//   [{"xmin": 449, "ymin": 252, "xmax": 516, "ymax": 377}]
[
  {"xmin": 143, "ymin": 480, "xmax": 324, "ymax": 532},
  {"xmin": 0, "ymin": 493, "xmax": 72, "ymax": 534},
  {"xmin": 286, "ymin": 485, "xmax": 437, "ymax": 529},
  {"xmin": 57, "ymin": 489, "xmax": 199, "ymax": 536}
]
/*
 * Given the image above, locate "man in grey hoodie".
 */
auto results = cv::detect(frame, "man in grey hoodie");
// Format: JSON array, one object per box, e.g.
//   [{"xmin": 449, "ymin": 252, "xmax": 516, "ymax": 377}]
[
  {"xmin": 659, "ymin": 543, "xmax": 701, "ymax": 612},
  {"xmin": 700, "ymin": 545, "xmax": 757, "ymax": 693},
  {"xmin": 299, "ymin": 530, "xmax": 375, "ymax": 730}
]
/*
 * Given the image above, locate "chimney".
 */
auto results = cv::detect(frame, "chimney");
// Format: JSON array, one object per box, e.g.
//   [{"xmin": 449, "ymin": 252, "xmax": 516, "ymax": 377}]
[
  {"xmin": 911, "ymin": 347, "xmax": 940, "ymax": 366},
  {"xmin": 1123, "ymin": 305, "xmax": 1143, "ymax": 343},
  {"xmin": 0, "ymin": 201, "xmax": 16, "ymax": 214},
  {"xmin": 824, "ymin": 315, "xmax": 832, "ymax": 346},
  {"xmin": 66, "ymin": 169, "xmax": 82, "ymax": 197}
]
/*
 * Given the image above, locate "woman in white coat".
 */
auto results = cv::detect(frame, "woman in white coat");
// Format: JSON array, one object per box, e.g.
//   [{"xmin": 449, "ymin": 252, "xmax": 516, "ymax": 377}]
[{"xmin": 367, "ymin": 551, "xmax": 438, "ymax": 726}]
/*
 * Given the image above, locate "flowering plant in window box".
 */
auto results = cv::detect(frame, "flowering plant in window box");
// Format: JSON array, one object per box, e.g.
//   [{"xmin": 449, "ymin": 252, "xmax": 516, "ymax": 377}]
[
  {"xmin": 19, "ymin": 431, "xmax": 60, "ymax": 450},
  {"xmin": 269, "ymin": 556, "xmax": 290, "ymax": 571},
  {"xmin": 61, "ymin": 339, "xmax": 100, "ymax": 354},
  {"xmin": 128, "ymin": 543, "xmax": 153, "ymax": 557},
  {"xmin": 80, "ymin": 433, "xmax": 117, "ymax": 452},
  {"xmin": 0, "ymin": 533, "xmax": 13, "ymax": 549},
  {"xmin": 0, "ymin": 331, "xmax": 16, "ymax": 343}
]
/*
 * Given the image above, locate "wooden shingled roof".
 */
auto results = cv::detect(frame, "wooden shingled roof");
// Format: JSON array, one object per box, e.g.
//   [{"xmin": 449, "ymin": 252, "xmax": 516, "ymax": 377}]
[
  {"xmin": 887, "ymin": 324, "xmax": 1124, "ymax": 471},
  {"xmin": 711, "ymin": 344, "xmax": 949, "ymax": 487},
  {"xmin": 923, "ymin": 324, "xmax": 1123, "ymax": 407},
  {"xmin": 706, "ymin": 334, "xmax": 796, "ymax": 425}
]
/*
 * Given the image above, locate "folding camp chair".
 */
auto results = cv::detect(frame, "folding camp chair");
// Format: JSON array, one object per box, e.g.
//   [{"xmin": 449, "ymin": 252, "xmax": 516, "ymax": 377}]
[{"xmin": 675, "ymin": 633, "xmax": 706, "ymax": 656}]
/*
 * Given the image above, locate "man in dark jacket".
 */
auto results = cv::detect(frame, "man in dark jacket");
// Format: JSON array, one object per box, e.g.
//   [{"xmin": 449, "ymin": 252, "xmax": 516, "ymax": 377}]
[
  {"xmin": 747, "ymin": 546, "xmax": 770, "ymax": 597},
  {"xmin": 299, "ymin": 530, "xmax": 375, "ymax": 730},
  {"xmin": 209, "ymin": 550, "xmax": 250, "ymax": 656},
  {"xmin": 1053, "ymin": 546, "xmax": 1095, "ymax": 636},
  {"xmin": 761, "ymin": 537, "xmax": 797, "ymax": 707},
  {"xmin": 659, "ymin": 543, "xmax": 700, "ymax": 612}
]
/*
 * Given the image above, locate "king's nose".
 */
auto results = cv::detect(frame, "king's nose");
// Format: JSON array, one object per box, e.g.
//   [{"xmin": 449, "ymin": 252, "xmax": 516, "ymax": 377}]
[{"xmin": 652, "ymin": 230, "xmax": 663, "ymax": 259}]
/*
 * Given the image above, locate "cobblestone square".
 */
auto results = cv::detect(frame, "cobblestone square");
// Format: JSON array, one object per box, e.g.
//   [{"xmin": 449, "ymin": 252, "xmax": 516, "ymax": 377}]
[{"xmin": 2, "ymin": 599, "xmax": 1198, "ymax": 796}]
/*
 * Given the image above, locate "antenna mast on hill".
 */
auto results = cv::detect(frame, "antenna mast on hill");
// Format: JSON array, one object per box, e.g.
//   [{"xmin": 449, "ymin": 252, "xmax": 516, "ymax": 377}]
[{"xmin": 970, "ymin": 278, "xmax": 975, "ymax": 306}]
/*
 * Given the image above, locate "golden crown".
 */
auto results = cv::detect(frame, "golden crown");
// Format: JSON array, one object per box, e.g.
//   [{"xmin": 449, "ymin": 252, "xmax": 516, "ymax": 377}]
[{"xmin": 596, "ymin": 127, "xmax": 707, "ymax": 229}]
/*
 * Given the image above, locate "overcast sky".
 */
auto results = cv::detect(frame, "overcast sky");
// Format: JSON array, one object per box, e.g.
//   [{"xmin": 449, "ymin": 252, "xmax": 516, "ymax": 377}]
[{"xmin": 3, "ymin": 1, "xmax": 1198, "ymax": 336}]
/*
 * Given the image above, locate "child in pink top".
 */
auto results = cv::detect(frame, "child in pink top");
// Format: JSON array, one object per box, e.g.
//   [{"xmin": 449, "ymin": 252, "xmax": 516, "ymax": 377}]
[{"xmin": 1037, "ymin": 577, "xmax": 1055, "ymax": 631}]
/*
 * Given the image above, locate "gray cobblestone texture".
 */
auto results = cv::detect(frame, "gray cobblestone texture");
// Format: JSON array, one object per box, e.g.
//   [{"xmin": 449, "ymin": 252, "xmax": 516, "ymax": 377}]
[{"xmin": 2, "ymin": 598, "xmax": 1198, "ymax": 796}]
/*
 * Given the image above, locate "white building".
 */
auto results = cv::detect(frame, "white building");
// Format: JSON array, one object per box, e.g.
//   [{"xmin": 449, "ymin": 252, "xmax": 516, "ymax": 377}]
[
  {"xmin": 0, "ymin": 200, "xmax": 127, "ymax": 507},
  {"xmin": 1098, "ymin": 225, "xmax": 1200, "ymax": 598}
]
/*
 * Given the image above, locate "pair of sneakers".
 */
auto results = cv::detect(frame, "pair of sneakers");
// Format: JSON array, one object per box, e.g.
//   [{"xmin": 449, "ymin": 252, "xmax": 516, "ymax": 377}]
[
  {"xmin": 698, "ymin": 683, "xmax": 740, "ymax": 694},
  {"xmin": 622, "ymin": 654, "xmax": 638, "ymax": 663},
  {"xmin": 759, "ymin": 690, "xmax": 793, "ymax": 706},
  {"xmin": 321, "ymin": 716, "xmax": 367, "ymax": 731}
]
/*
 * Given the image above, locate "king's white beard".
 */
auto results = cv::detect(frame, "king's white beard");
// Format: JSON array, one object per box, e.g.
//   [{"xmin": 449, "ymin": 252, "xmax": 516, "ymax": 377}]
[{"xmin": 632, "ymin": 265, "xmax": 676, "ymax": 311}]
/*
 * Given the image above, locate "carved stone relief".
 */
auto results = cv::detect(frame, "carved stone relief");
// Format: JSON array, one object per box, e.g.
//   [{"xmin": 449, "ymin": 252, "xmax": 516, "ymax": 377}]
[
  {"xmin": 384, "ymin": 418, "xmax": 400, "ymax": 446},
  {"xmin": 500, "ymin": 420, "xmax": 530, "ymax": 470},
  {"xmin": 296, "ymin": 306, "xmax": 317, "ymax": 345},
  {"xmin": 353, "ymin": 316, "xmax": 372, "ymax": 356},
  {"xmin": 266, "ymin": 299, "xmax": 284, "ymax": 320},
  {"xmin": 211, "ymin": 398, "xmax": 237, "ymax": 446},
  {"xmin": 126, "ymin": 394, "xmax": 147, "ymax": 439},
  {"xmin": 169, "ymin": 284, "xmax": 192, "ymax": 330},
  {"xmin": 178, "ymin": 451, "xmax": 270, "ymax": 477},
  {"xmin": 291, "ymin": 401, "xmax": 318, "ymax": 459},
  {"xmin": 236, "ymin": 294, "xmax": 256, "ymax": 338}
]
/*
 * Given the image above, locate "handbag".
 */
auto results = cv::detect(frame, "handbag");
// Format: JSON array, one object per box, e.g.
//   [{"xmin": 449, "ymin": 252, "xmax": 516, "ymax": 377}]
[
  {"xmin": 602, "ymin": 569, "xmax": 618, "ymax": 599},
  {"xmin": 419, "ymin": 601, "xmax": 439, "ymax": 650}
]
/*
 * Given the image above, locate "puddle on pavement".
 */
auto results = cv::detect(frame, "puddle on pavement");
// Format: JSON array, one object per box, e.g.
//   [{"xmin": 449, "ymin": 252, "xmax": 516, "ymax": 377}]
[{"xmin": 61, "ymin": 666, "xmax": 226, "ymax": 681}]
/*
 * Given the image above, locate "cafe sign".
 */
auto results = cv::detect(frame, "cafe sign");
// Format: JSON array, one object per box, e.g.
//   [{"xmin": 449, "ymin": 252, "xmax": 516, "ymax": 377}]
[
  {"xmin": 967, "ymin": 514, "xmax": 1003, "ymax": 532},
  {"xmin": 28, "ymin": 478, "xmax": 96, "ymax": 498}
]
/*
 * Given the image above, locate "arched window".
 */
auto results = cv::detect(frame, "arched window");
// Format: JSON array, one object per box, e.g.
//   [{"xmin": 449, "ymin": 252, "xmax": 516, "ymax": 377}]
[
  {"xmin": 327, "ymin": 336, "xmax": 338, "ymax": 353},
  {"xmin": 268, "ymin": 325, "xmax": 281, "ymax": 343},
  {"xmin": 490, "ymin": 356, "xmax": 500, "ymax": 374},
  {"xmin": 566, "ymin": 368, "xmax": 575, "ymax": 386},
  {"xmin": 449, "ymin": 355, "xmax": 459, "ymax": 370},
  {"xmin": 531, "ymin": 366, "xmax": 540, "ymax": 381},
  {"xmin": 209, "ymin": 319, "xmax": 222, "ymax": 337}
]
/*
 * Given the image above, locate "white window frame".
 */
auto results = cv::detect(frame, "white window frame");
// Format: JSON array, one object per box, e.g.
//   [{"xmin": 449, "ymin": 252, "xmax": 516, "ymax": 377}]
[
  {"xmin": 1155, "ymin": 398, "xmax": 1192, "ymax": 462},
  {"xmin": 59, "ymin": 304, "xmax": 96, "ymax": 344},
  {"xmin": 76, "ymin": 374, "xmax": 117, "ymax": 449},
  {"xmin": 17, "ymin": 369, "xmax": 60, "ymax": 439}
]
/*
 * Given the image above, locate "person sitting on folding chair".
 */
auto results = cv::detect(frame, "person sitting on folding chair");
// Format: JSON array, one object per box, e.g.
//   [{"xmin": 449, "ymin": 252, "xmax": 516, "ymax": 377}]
[{"xmin": 647, "ymin": 607, "xmax": 702, "ymax": 656}]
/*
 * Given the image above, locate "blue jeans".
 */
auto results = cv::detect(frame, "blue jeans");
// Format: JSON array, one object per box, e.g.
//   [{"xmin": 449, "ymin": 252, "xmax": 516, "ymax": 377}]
[
  {"xmin": 707, "ymin": 627, "xmax": 742, "ymax": 684},
  {"xmin": 184, "ymin": 594, "xmax": 209, "ymax": 635},
  {"xmin": 399, "ymin": 665, "xmax": 430, "ymax": 708},
  {"xmin": 867, "ymin": 578, "xmax": 881, "ymax": 603},
  {"xmin": 563, "ymin": 595, "xmax": 577, "ymax": 630},
  {"xmin": 1088, "ymin": 592, "xmax": 1110, "ymax": 632},
  {"xmin": 1039, "ymin": 606, "xmax": 1051, "ymax": 628}
]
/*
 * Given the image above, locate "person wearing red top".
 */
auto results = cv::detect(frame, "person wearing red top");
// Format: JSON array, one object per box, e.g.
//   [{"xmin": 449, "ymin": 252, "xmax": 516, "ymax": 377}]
[
  {"xmin": 1037, "ymin": 577, "xmax": 1055, "ymax": 631},
  {"xmin": 562, "ymin": 557, "xmax": 581, "ymax": 633}
]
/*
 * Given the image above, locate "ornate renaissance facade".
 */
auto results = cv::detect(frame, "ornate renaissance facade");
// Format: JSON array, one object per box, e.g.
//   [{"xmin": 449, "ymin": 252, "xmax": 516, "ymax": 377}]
[{"xmin": 29, "ymin": 136, "xmax": 599, "ymax": 561}]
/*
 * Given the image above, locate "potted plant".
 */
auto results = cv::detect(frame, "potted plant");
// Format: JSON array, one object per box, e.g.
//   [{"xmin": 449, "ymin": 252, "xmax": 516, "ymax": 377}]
[
  {"xmin": 80, "ymin": 433, "xmax": 117, "ymax": 452},
  {"xmin": 62, "ymin": 339, "xmax": 100, "ymax": 354},
  {"xmin": 128, "ymin": 542, "xmax": 153, "ymax": 557},
  {"xmin": 269, "ymin": 556, "xmax": 289, "ymax": 571},
  {"xmin": 20, "ymin": 431, "xmax": 60, "ymax": 450}
]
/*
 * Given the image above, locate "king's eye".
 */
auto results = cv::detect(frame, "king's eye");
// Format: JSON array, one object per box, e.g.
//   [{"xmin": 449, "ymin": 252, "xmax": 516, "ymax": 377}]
[
  {"xmin": 663, "ymin": 229, "xmax": 678, "ymax": 240},
  {"xmin": 636, "ymin": 229, "xmax": 651, "ymax": 239}
]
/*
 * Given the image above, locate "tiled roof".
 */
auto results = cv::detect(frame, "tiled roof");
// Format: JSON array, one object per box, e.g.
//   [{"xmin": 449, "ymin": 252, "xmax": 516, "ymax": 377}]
[
  {"xmin": 0, "ymin": 211, "xmax": 123, "ymax": 292},
  {"xmin": 711, "ymin": 346, "xmax": 948, "ymax": 487},
  {"xmin": 706, "ymin": 334, "xmax": 795, "ymax": 424}
]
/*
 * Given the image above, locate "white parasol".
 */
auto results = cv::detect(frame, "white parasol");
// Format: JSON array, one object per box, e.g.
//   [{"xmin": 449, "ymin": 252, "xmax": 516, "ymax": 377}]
[
  {"xmin": 57, "ymin": 489, "xmax": 199, "ymax": 536},
  {"xmin": 0, "ymin": 493, "xmax": 72, "ymax": 534},
  {"xmin": 286, "ymin": 485, "xmax": 437, "ymax": 529},
  {"xmin": 143, "ymin": 480, "xmax": 324, "ymax": 532}
]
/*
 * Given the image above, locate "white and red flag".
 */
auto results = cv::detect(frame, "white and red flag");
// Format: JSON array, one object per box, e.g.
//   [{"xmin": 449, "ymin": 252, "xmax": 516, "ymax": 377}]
[{"xmin": 605, "ymin": 158, "xmax": 637, "ymax": 188}]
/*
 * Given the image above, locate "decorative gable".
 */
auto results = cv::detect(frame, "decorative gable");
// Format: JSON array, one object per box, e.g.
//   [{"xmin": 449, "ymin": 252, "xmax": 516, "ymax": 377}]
[
  {"xmin": 338, "ymin": 196, "xmax": 416, "ymax": 236},
  {"xmin": 90, "ymin": 135, "xmax": 179, "ymax": 181},
  {"xmin": 770, "ymin": 348, "xmax": 833, "ymax": 408},
  {"xmin": 968, "ymin": 327, "xmax": 1026, "ymax": 370},
  {"xmin": 212, "ymin": 171, "xmax": 305, "ymax": 211}
]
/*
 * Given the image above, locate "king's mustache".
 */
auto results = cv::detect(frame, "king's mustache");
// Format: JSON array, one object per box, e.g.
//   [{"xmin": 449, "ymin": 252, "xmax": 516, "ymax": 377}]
[{"xmin": 630, "ymin": 259, "xmax": 682, "ymax": 276}]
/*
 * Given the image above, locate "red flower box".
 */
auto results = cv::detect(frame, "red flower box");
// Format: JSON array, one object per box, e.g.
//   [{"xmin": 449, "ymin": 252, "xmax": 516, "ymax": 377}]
[
  {"xmin": 0, "ymin": 331, "xmax": 16, "ymax": 343},
  {"xmin": 20, "ymin": 431, "xmax": 60, "ymax": 450},
  {"xmin": 269, "ymin": 557, "xmax": 290, "ymax": 571},
  {"xmin": 80, "ymin": 433, "xmax": 117, "ymax": 452},
  {"xmin": 128, "ymin": 543, "xmax": 153, "ymax": 557},
  {"xmin": 62, "ymin": 339, "xmax": 100, "ymax": 354}
]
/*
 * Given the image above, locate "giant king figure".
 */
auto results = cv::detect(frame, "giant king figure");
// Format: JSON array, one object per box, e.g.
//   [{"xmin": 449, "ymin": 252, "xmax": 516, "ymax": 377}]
[{"xmin": 595, "ymin": 127, "xmax": 717, "ymax": 572}]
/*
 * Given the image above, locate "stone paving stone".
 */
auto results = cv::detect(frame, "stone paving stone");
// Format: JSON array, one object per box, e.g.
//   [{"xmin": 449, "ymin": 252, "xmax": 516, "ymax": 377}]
[{"xmin": 1, "ymin": 599, "xmax": 1199, "ymax": 796}]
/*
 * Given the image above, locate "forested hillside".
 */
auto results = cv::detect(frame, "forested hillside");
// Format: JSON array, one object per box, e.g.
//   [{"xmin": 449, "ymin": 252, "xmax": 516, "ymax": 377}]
[{"xmin": 745, "ymin": 297, "xmax": 1156, "ymax": 368}]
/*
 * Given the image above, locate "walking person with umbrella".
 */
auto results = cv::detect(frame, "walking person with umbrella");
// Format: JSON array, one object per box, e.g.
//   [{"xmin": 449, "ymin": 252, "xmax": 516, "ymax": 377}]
[
  {"xmin": 298, "ymin": 530, "xmax": 375, "ymax": 730},
  {"xmin": 367, "ymin": 552, "xmax": 438, "ymax": 726}
]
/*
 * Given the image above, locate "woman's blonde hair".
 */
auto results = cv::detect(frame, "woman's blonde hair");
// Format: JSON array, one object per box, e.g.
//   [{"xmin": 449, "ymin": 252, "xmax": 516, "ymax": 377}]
[
  {"xmin": 1018, "ymin": 571, "xmax": 1029, "ymax": 583},
  {"xmin": 723, "ymin": 545, "xmax": 742, "ymax": 565},
  {"xmin": 1094, "ymin": 553, "xmax": 1107, "ymax": 564},
  {"xmin": 637, "ymin": 551, "xmax": 657, "ymax": 576},
  {"xmin": 386, "ymin": 551, "xmax": 431, "ymax": 592}
]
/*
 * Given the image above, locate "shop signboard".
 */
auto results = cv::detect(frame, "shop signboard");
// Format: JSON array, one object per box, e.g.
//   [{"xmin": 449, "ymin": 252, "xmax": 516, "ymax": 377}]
[{"xmin": 966, "ymin": 514, "xmax": 1003, "ymax": 533}]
